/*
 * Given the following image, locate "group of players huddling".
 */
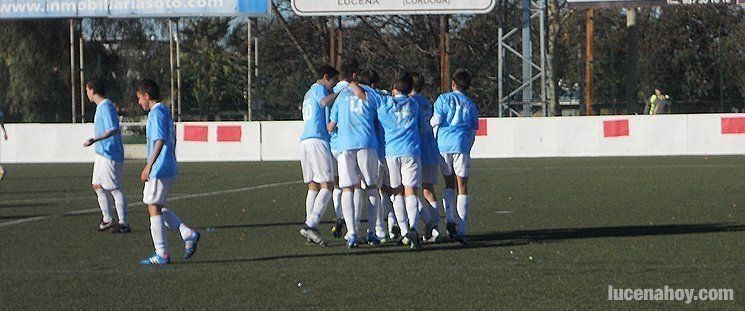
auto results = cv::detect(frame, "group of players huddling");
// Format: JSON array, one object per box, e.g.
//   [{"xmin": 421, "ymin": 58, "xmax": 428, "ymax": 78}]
[{"xmin": 298, "ymin": 60, "xmax": 479, "ymax": 249}]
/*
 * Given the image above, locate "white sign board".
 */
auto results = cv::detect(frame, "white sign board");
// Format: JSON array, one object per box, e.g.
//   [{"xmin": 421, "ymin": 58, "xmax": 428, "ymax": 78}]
[{"xmin": 291, "ymin": 0, "xmax": 496, "ymax": 16}]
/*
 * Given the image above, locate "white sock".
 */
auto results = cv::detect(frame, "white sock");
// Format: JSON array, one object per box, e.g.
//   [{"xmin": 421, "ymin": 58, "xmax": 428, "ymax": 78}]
[
  {"xmin": 456, "ymin": 195, "xmax": 470, "ymax": 236},
  {"xmin": 375, "ymin": 191, "xmax": 388, "ymax": 238},
  {"xmin": 392, "ymin": 194, "xmax": 409, "ymax": 236},
  {"xmin": 332, "ymin": 187, "xmax": 343, "ymax": 220},
  {"xmin": 353, "ymin": 188, "xmax": 363, "ymax": 233},
  {"xmin": 305, "ymin": 190, "xmax": 319, "ymax": 219},
  {"xmin": 443, "ymin": 188, "xmax": 456, "ymax": 224},
  {"xmin": 94, "ymin": 188, "xmax": 113, "ymax": 223},
  {"xmin": 405, "ymin": 195, "xmax": 420, "ymax": 231},
  {"xmin": 341, "ymin": 191, "xmax": 356, "ymax": 236},
  {"xmin": 429, "ymin": 201, "xmax": 440, "ymax": 226},
  {"xmin": 306, "ymin": 188, "xmax": 331, "ymax": 228},
  {"xmin": 365, "ymin": 188, "xmax": 379, "ymax": 232},
  {"xmin": 110, "ymin": 188, "xmax": 128, "ymax": 225},
  {"xmin": 382, "ymin": 192, "xmax": 396, "ymax": 234},
  {"xmin": 149, "ymin": 215, "xmax": 168, "ymax": 257},
  {"xmin": 162, "ymin": 208, "xmax": 193, "ymax": 240}
]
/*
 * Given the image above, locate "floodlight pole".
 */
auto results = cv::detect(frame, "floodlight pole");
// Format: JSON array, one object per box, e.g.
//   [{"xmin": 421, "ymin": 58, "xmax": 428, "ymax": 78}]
[
  {"xmin": 247, "ymin": 17, "xmax": 253, "ymax": 121},
  {"xmin": 79, "ymin": 34, "xmax": 85, "ymax": 123},
  {"xmin": 329, "ymin": 16, "xmax": 336, "ymax": 66},
  {"xmin": 521, "ymin": 0, "xmax": 532, "ymax": 117},
  {"xmin": 69, "ymin": 19, "xmax": 76, "ymax": 124},
  {"xmin": 169, "ymin": 19, "xmax": 176, "ymax": 120},
  {"xmin": 439, "ymin": 15, "xmax": 450, "ymax": 93}
]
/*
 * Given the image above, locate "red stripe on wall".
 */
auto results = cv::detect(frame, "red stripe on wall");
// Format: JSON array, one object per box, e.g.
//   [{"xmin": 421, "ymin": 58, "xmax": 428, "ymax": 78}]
[
  {"xmin": 476, "ymin": 119, "xmax": 488, "ymax": 136},
  {"xmin": 721, "ymin": 117, "xmax": 745, "ymax": 134},
  {"xmin": 217, "ymin": 126, "xmax": 242, "ymax": 142},
  {"xmin": 603, "ymin": 119, "xmax": 629, "ymax": 137},
  {"xmin": 184, "ymin": 125, "xmax": 208, "ymax": 142}
]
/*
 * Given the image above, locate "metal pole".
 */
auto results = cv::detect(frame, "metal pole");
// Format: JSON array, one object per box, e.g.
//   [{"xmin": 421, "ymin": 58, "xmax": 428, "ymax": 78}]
[
  {"xmin": 79, "ymin": 34, "xmax": 85, "ymax": 123},
  {"xmin": 176, "ymin": 19, "xmax": 182, "ymax": 122},
  {"xmin": 169, "ymin": 19, "xmax": 175, "ymax": 120},
  {"xmin": 585, "ymin": 9, "xmax": 594, "ymax": 116},
  {"xmin": 539, "ymin": 0, "xmax": 547, "ymax": 117},
  {"xmin": 247, "ymin": 18, "xmax": 253, "ymax": 121},
  {"xmin": 498, "ymin": 27, "xmax": 504, "ymax": 118},
  {"xmin": 69, "ymin": 19, "xmax": 76, "ymax": 123},
  {"xmin": 329, "ymin": 16, "xmax": 336, "ymax": 67},
  {"xmin": 522, "ymin": 0, "xmax": 532, "ymax": 117},
  {"xmin": 255, "ymin": 37, "xmax": 259, "ymax": 78}
]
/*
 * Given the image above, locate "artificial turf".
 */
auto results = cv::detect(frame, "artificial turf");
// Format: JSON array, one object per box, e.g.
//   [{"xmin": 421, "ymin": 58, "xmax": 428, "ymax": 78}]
[{"xmin": 1, "ymin": 157, "xmax": 744, "ymax": 309}]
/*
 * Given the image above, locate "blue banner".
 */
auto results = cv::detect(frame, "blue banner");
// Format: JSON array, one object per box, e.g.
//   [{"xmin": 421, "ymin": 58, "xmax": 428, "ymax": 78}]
[{"xmin": 0, "ymin": 0, "xmax": 269, "ymax": 19}]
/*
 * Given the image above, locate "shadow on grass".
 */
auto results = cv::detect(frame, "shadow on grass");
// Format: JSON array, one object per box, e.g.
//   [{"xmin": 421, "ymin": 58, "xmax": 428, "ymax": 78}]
[{"xmin": 179, "ymin": 222, "xmax": 745, "ymax": 265}]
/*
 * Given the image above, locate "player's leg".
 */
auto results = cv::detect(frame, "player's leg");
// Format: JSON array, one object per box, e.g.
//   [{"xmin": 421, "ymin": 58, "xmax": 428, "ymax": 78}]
[
  {"xmin": 300, "ymin": 141, "xmax": 319, "ymax": 219},
  {"xmin": 358, "ymin": 148, "xmax": 381, "ymax": 245},
  {"xmin": 108, "ymin": 160, "xmax": 129, "ymax": 233},
  {"xmin": 387, "ymin": 157, "xmax": 409, "ymax": 240},
  {"xmin": 338, "ymin": 150, "xmax": 361, "ymax": 248},
  {"xmin": 140, "ymin": 179, "xmax": 170, "ymax": 265},
  {"xmin": 453, "ymin": 153, "xmax": 472, "ymax": 245},
  {"xmin": 331, "ymin": 153, "xmax": 345, "ymax": 238},
  {"xmin": 440, "ymin": 153, "xmax": 458, "ymax": 238},
  {"xmin": 402, "ymin": 157, "xmax": 422, "ymax": 249},
  {"xmin": 300, "ymin": 140, "xmax": 334, "ymax": 245},
  {"xmin": 421, "ymin": 164, "xmax": 441, "ymax": 242},
  {"xmin": 92, "ymin": 155, "xmax": 114, "ymax": 231}
]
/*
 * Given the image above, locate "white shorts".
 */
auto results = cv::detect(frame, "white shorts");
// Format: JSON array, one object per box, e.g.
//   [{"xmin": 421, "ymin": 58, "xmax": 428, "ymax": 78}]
[
  {"xmin": 300, "ymin": 139, "xmax": 334, "ymax": 184},
  {"xmin": 143, "ymin": 178, "xmax": 174, "ymax": 206},
  {"xmin": 363, "ymin": 159, "xmax": 389, "ymax": 190},
  {"xmin": 338, "ymin": 148, "xmax": 379, "ymax": 188},
  {"xmin": 440, "ymin": 153, "xmax": 472, "ymax": 178},
  {"xmin": 91, "ymin": 154, "xmax": 122, "ymax": 190},
  {"xmin": 421, "ymin": 164, "xmax": 439, "ymax": 185},
  {"xmin": 386, "ymin": 156, "xmax": 421, "ymax": 189}
]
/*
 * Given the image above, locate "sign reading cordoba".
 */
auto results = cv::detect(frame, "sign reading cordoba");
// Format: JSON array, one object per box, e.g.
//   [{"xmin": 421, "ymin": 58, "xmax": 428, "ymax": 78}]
[{"xmin": 291, "ymin": 0, "xmax": 496, "ymax": 16}]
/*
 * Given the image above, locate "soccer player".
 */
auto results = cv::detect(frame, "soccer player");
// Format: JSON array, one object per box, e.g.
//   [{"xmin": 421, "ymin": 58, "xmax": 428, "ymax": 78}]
[
  {"xmin": 410, "ymin": 72, "xmax": 441, "ymax": 243},
  {"xmin": 298, "ymin": 65, "xmax": 339, "ymax": 246},
  {"xmin": 136, "ymin": 80, "xmax": 200, "ymax": 265},
  {"xmin": 82, "ymin": 79, "xmax": 129, "ymax": 233},
  {"xmin": 322, "ymin": 60, "xmax": 359, "ymax": 240},
  {"xmin": 0, "ymin": 106, "xmax": 7, "ymax": 183},
  {"xmin": 328, "ymin": 63, "xmax": 382, "ymax": 249},
  {"xmin": 358, "ymin": 68, "xmax": 390, "ymax": 245},
  {"xmin": 430, "ymin": 69, "xmax": 479, "ymax": 245},
  {"xmin": 378, "ymin": 72, "xmax": 424, "ymax": 250}
]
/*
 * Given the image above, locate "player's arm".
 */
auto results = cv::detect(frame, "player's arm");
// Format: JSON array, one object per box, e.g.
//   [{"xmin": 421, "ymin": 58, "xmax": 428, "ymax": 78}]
[
  {"xmin": 321, "ymin": 92, "xmax": 340, "ymax": 108},
  {"xmin": 141, "ymin": 139, "xmax": 164, "ymax": 182},
  {"xmin": 328, "ymin": 101, "xmax": 338, "ymax": 133},
  {"xmin": 83, "ymin": 129, "xmax": 120, "ymax": 147}
]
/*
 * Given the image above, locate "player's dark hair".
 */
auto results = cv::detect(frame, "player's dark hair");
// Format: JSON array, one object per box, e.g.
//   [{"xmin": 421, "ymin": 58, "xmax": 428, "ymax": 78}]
[
  {"xmin": 411, "ymin": 72, "xmax": 425, "ymax": 93},
  {"xmin": 452, "ymin": 68, "xmax": 473, "ymax": 91},
  {"xmin": 339, "ymin": 59, "xmax": 360, "ymax": 81},
  {"xmin": 394, "ymin": 71, "xmax": 414, "ymax": 95},
  {"xmin": 86, "ymin": 78, "xmax": 106, "ymax": 96},
  {"xmin": 316, "ymin": 64, "xmax": 339, "ymax": 80},
  {"xmin": 136, "ymin": 79, "xmax": 161, "ymax": 101},
  {"xmin": 358, "ymin": 69, "xmax": 379, "ymax": 87}
]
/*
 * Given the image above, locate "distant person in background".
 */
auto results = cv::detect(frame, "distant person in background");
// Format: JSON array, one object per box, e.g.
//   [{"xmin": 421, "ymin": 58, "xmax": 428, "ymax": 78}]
[
  {"xmin": 648, "ymin": 87, "xmax": 670, "ymax": 115},
  {"xmin": 0, "ymin": 107, "xmax": 7, "ymax": 183}
]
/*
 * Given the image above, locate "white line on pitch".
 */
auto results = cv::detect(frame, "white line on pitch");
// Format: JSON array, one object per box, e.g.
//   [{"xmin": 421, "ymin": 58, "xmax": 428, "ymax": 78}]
[{"xmin": 0, "ymin": 180, "xmax": 302, "ymax": 228}]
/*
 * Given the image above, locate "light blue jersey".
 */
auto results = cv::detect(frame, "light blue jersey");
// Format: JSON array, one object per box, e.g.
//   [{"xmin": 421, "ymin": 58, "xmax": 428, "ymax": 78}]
[
  {"xmin": 328, "ymin": 81, "xmax": 350, "ymax": 154},
  {"xmin": 146, "ymin": 103, "xmax": 178, "ymax": 179},
  {"xmin": 329, "ymin": 84, "xmax": 382, "ymax": 151},
  {"xmin": 377, "ymin": 94, "xmax": 420, "ymax": 158},
  {"xmin": 374, "ymin": 88, "xmax": 391, "ymax": 158},
  {"xmin": 410, "ymin": 93, "xmax": 438, "ymax": 165},
  {"xmin": 93, "ymin": 99, "xmax": 124, "ymax": 163},
  {"xmin": 300, "ymin": 83, "xmax": 330, "ymax": 141},
  {"xmin": 432, "ymin": 91, "xmax": 479, "ymax": 154}
]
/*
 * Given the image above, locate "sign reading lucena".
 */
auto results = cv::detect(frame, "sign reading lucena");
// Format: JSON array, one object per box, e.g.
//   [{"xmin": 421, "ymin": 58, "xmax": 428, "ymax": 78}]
[{"xmin": 291, "ymin": 0, "xmax": 496, "ymax": 16}]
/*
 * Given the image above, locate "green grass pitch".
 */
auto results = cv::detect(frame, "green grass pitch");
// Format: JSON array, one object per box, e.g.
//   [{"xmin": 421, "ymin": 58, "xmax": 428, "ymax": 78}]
[{"xmin": 1, "ymin": 157, "xmax": 744, "ymax": 309}]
